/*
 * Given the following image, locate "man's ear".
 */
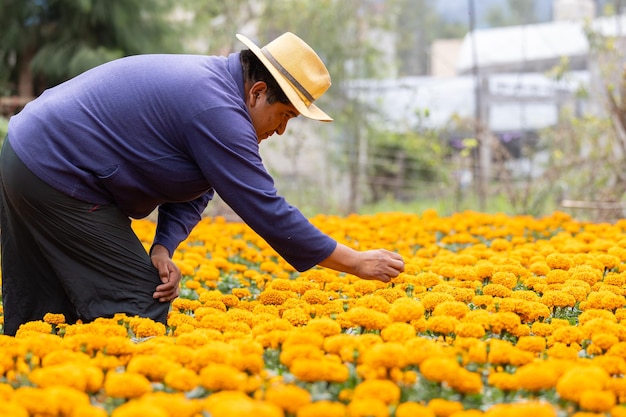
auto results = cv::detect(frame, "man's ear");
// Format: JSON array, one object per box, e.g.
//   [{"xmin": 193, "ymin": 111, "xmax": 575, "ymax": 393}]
[{"xmin": 249, "ymin": 81, "xmax": 267, "ymax": 104}]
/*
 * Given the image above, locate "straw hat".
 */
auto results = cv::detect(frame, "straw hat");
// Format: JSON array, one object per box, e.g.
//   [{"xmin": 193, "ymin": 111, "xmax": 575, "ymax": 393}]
[{"xmin": 236, "ymin": 32, "xmax": 332, "ymax": 122}]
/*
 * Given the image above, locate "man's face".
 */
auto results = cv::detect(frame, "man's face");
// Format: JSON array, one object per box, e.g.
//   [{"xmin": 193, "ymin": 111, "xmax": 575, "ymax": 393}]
[{"xmin": 247, "ymin": 83, "xmax": 299, "ymax": 143}]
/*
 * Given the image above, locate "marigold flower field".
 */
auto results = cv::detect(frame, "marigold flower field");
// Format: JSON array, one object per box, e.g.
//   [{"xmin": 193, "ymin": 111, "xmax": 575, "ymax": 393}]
[{"xmin": 4, "ymin": 210, "xmax": 626, "ymax": 416}]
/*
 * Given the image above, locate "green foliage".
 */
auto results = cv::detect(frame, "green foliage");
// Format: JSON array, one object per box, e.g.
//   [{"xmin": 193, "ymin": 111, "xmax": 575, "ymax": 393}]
[{"xmin": 0, "ymin": 0, "xmax": 184, "ymax": 94}]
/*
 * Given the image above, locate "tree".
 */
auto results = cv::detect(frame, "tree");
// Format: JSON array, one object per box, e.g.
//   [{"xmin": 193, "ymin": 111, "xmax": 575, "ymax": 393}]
[{"xmin": 0, "ymin": 0, "xmax": 183, "ymax": 98}]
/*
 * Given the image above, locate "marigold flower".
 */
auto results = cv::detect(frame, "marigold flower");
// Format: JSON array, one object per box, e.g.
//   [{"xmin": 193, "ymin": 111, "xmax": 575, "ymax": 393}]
[
  {"xmin": 43, "ymin": 313, "xmax": 66, "ymax": 326},
  {"xmin": 296, "ymin": 400, "xmax": 346, "ymax": 417},
  {"xmin": 126, "ymin": 354, "xmax": 180, "ymax": 382},
  {"xmin": 104, "ymin": 371, "xmax": 153, "ymax": 398},
  {"xmin": 556, "ymin": 365, "xmax": 611, "ymax": 402},
  {"xmin": 380, "ymin": 322, "xmax": 416, "ymax": 343},
  {"xmin": 199, "ymin": 363, "xmax": 248, "ymax": 391},
  {"xmin": 420, "ymin": 356, "xmax": 460, "ymax": 383},
  {"xmin": 420, "ymin": 292, "xmax": 455, "ymax": 312},
  {"xmin": 361, "ymin": 342, "xmax": 409, "ymax": 369},
  {"xmin": 427, "ymin": 315, "xmax": 459, "ymax": 336},
  {"xmin": 514, "ymin": 362, "xmax": 559, "ymax": 391},
  {"xmin": 395, "ymin": 402, "xmax": 435, "ymax": 417},
  {"xmin": 483, "ymin": 401, "xmax": 557, "ymax": 417},
  {"xmin": 347, "ymin": 398, "xmax": 389, "ymax": 417},
  {"xmin": 432, "ymin": 300, "xmax": 469, "ymax": 320},
  {"xmin": 578, "ymin": 389, "xmax": 616, "ymax": 412},
  {"xmin": 345, "ymin": 306, "xmax": 391, "ymax": 331},
  {"xmin": 264, "ymin": 383, "xmax": 311, "ymax": 414},
  {"xmin": 109, "ymin": 399, "xmax": 169, "ymax": 417},
  {"xmin": 163, "ymin": 367, "xmax": 200, "ymax": 392},
  {"xmin": 290, "ymin": 357, "xmax": 349, "ymax": 383},
  {"xmin": 546, "ymin": 253, "xmax": 573, "ymax": 270},
  {"xmin": 455, "ymin": 322, "xmax": 486, "ymax": 339},
  {"xmin": 427, "ymin": 398, "xmax": 464, "ymax": 417},
  {"xmin": 388, "ymin": 298, "xmax": 425, "ymax": 322}
]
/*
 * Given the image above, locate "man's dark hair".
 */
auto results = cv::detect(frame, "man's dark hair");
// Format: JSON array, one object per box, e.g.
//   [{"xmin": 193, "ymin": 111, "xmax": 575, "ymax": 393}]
[{"xmin": 240, "ymin": 49, "xmax": 290, "ymax": 105}]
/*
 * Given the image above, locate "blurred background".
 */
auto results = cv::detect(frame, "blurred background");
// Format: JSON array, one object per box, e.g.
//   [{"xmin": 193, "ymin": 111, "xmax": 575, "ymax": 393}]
[{"xmin": 1, "ymin": 0, "xmax": 625, "ymax": 222}]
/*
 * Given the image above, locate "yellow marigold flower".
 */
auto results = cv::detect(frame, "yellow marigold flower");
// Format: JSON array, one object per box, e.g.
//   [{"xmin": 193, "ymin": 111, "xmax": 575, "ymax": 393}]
[
  {"xmin": 203, "ymin": 391, "xmax": 283, "ymax": 417},
  {"xmin": 490, "ymin": 271, "xmax": 518, "ymax": 289},
  {"xmin": 596, "ymin": 254, "xmax": 621, "ymax": 270},
  {"xmin": 556, "ymin": 365, "xmax": 611, "ymax": 402},
  {"xmin": 488, "ymin": 372, "xmax": 518, "ymax": 391},
  {"xmin": 199, "ymin": 363, "xmax": 247, "ymax": 391},
  {"xmin": 448, "ymin": 367, "xmax": 483, "ymax": 394},
  {"xmin": 232, "ymin": 288, "xmax": 251, "ymax": 299},
  {"xmin": 529, "ymin": 261, "xmax": 550, "ymax": 276},
  {"xmin": 15, "ymin": 320, "xmax": 53, "ymax": 337},
  {"xmin": 388, "ymin": 298, "xmax": 425, "ymax": 323},
  {"xmin": 264, "ymin": 383, "xmax": 311, "ymax": 414},
  {"xmin": 352, "ymin": 280, "xmax": 379, "ymax": 295},
  {"xmin": 591, "ymin": 333, "xmax": 619, "ymax": 352},
  {"xmin": 427, "ymin": 315, "xmax": 459, "ymax": 336},
  {"xmin": 283, "ymin": 329, "xmax": 324, "ymax": 349},
  {"xmin": 301, "ymin": 289, "xmax": 330, "ymax": 305},
  {"xmin": 546, "ymin": 342, "xmax": 579, "ymax": 360},
  {"xmin": 345, "ymin": 306, "xmax": 391, "ymax": 331},
  {"xmin": 420, "ymin": 356, "xmax": 460, "ymax": 383},
  {"xmin": 582, "ymin": 291, "xmax": 626, "ymax": 311},
  {"xmin": 29, "ymin": 363, "xmax": 102, "ymax": 393},
  {"xmin": 552, "ymin": 326, "xmax": 585, "ymax": 345},
  {"xmin": 0, "ymin": 400, "xmax": 28, "ymax": 417},
  {"xmin": 482, "ymin": 283, "xmax": 512, "ymax": 298},
  {"xmin": 347, "ymin": 398, "xmax": 389, "ymax": 417},
  {"xmin": 532, "ymin": 322, "xmax": 553, "ymax": 337},
  {"xmin": 290, "ymin": 357, "xmax": 349, "ymax": 383},
  {"xmin": 282, "ymin": 307, "xmax": 310, "ymax": 326},
  {"xmin": 592, "ymin": 355, "xmax": 626, "ymax": 376},
  {"xmin": 514, "ymin": 362, "xmax": 559, "ymax": 391},
  {"xmin": 415, "ymin": 272, "xmax": 443, "ymax": 288},
  {"xmin": 570, "ymin": 265, "xmax": 603, "ymax": 286},
  {"xmin": 110, "ymin": 399, "xmax": 168, "ymax": 417},
  {"xmin": 395, "ymin": 402, "xmax": 435, "ymax": 417},
  {"xmin": 258, "ymin": 289, "xmax": 291, "ymax": 305},
  {"xmin": 490, "ymin": 238, "xmax": 512, "ymax": 252},
  {"xmin": 455, "ymin": 322, "xmax": 486, "ymax": 339},
  {"xmin": 304, "ymin": 317, "xmax": 341, "ymax": 337},
  {"xmin": 420, "ymin": 292, "xmax": 455, "ymax": 312},
  {"xmin": 432, "ymin": 301, "xmax": 469, "ymax": 319},
  {"xmin": 361, "ymin": 342, "xmax": 409, "ymax": 369},
  {"xmin": 427, "ymin": 398, "xmax": 464, "ymax": 417},
  {"xmin": 296, "ymin": 400, "xmax": 346, "ymax": 417},
  {"xmin": 546, "ymin": 253, "xmax": 573, "ymax": 270},
  {"xmin": 545, "ymin": 269, "xmax": 569, "ymax": 285},
  {"xmin": 280, "ymin": 345, "xmax": 324, "ymax": 368},
  {"xmin": 541, "ymin": 290, "xmax": 577, "ymax": 309},
  {"xmin": 488, "ymin": 311, "xmax": 522, "ymax": 334},
  {"xmin": 381, "ymin": 322, "xmax": 416, "ymax": 343},
  {"xmin": 516, "ymin": 336, "xmax": 546, "ymax": 353},
  {"xmin": 43, "ymin": 313, "xmax": 66, "ymax": 325},
  {"xmin": 104, "ymin": 371, "xmax": 153, "ymax": 398},
  {"xmin": 578, "ymin": 389, "xmax": 616, "ymax": 413},
  {"xmin": 353, "ymin": 379, "xmax": 400, "ymax": 405},
  {"xmin": 163, "ymin": 367, "xmax": 200, "ymax": 392},
  {"xmin": 126, "ymin": 354, "xmax": 180, "ymax": 382},
  {"xmin": 129, "ymin": 317, "xmax": 166, "ymax": 338},
  {"xmin": 471, "ymin": 294, "xmax": 494, "ymax": 308}
]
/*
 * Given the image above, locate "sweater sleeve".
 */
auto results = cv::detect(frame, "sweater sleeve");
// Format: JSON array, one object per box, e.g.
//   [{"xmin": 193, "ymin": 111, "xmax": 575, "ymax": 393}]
[{"xmin": 182, "ymin": 106, "xmax": 337, "ymax": 272}]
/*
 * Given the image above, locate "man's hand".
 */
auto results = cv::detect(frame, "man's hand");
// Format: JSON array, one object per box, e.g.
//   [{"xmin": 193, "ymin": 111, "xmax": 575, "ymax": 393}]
[
  {"xmin": 150, "ymin": 244, "xmax": 182, "ymax": 302},
  {"xmin": 318, "ymin": 243, "xmax": 405, "ymax": 282}
]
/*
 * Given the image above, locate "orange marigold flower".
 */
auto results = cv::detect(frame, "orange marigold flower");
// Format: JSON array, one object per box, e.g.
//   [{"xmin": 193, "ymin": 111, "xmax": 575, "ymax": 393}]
[
  {"xmin": 483, "ymin": 401, "xmax": 557, "ymax": 417},
  {"xmin": 353, "ymin": 379, "xmax": 400, "ymax": 405},
  {"xmin": 556, "ymin": 365, "xmax": 611, "ymax": 402},
  {"xmin": 490, "ymin": 271, "xmax": 518, "ymax": 289},
  {"xmin": 420, "ymin": 356, "xmax": 459, "ymax": 383},
  {"xmin": 290, "ymin": 358, "xmax": 349, "ymax": 383},
  {"xmin": 420, "ymin": 292, "xmax": 455, "ymax": 312},
  {"xmin": 388, "ymin": 298, "xmax": 425, "ymax": 323},
  {"xmin": 455, "ymin": 322, "xmax": 486, "ymax": 339},
  {"xmin": 427, "ymin": 398, "xmax": 464, "ymax": 417},
  {"xmin": 546, "ymin": 253, "xmax": 573, "ymax": 270},
  {"xmin": 381, "ymin": 322, "xmax": 416, "ymax": 343},
  {"xmin": 427, "ymin": 315, "xmax": 459, "ymax": 336},
  {"xmin": 395, "ymin": 402, "xmax": 435, "ymax": 417},
  {"xmin": 347, "ymin": 398, "xmax": 389, "ymax": 417},
  {"xmin": 104, "ymin": 371, "xmax": 152, "ymax": 399},
  {"xmin": 264, "ymin": 383, "xmax": 311, "ymax": 414},
  {"xmin": 482, "ymin": 283, "xmax": 512, "ymax": 298},
  {"xmin": 514, "ymin": 363, "xmax": 559, "ymax": 391},
  {"xmin": 296, "ymin": 401, "xmax": 346, "ymax": 417},
  {"xmin": 163, "ymin": 367, "xmax": 200, "ymax": 392},
  {"xmin": 43, "ymin": 313, "xmax": 66, "ymax": 326},
  {"xmin": 432, "ymin": 300, "xmax": 469, "ymax": 319},
  {"xmin": 578, "ymin": 389, "xmax": 616, "ymax": 413},
  {"xmin": 361, "ymin": 342, "xmax": 409, "ymax": 369},
  {"xmin": 199, "ymin": 363, "xmax": 248, "ymax": 391},
  {"xmin": 258, "ymin": 289, "xmax": 290, "ymax": 306},
  {"xmin": 516, "ymin": 336, "xmax": 546, "ymax": 353}
]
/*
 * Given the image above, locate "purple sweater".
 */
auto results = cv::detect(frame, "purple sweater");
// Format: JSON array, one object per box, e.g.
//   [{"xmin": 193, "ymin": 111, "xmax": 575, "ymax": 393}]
[{"xmin": 7, "ymin": 53, "xmax": 337, "ymax": 271}]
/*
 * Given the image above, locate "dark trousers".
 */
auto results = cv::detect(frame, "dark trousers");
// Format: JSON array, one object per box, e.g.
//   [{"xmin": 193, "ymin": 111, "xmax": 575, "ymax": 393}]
[{"xmin": 0, "ymin": 138, "xmax": 169, "ymax": 335}]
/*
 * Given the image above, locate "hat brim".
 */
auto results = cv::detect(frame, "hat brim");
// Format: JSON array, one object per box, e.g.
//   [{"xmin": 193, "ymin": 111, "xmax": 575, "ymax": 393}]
[{"xmin": 236, "ymin": 34, "xmax": 332, "ymax": 122}]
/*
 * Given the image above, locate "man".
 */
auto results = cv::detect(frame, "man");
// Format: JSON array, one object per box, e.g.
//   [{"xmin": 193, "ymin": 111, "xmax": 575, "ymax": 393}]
[{"xmin": 0, "ymin": 32, "xmax": 404, "ymax": 336}]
